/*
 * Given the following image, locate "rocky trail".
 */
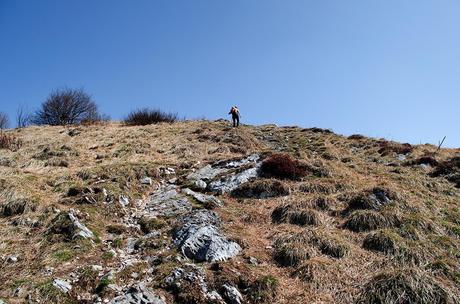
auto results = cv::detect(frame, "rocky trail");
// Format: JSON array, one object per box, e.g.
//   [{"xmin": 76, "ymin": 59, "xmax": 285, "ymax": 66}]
[{"xmin": 50, "ymin": 154, "xmax": 263, "ymax": 304}]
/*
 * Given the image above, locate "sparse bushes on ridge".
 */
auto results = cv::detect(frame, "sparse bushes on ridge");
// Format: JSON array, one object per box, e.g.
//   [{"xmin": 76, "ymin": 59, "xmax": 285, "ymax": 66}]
[
  {"xmin": 303, "ymin": 127, "xmax": 333, "ymax": 134},
  {"xmin": 260, "ymin": 153, "xmax": 307, "ymax": 180},
  {"xmin": 16, "ymin": 105, "xmax": 32, "ymax": 128},
  {"xmin": 124, "ymin": 108, "xmax": 178, "ymax": 126},
  {"xmin": 32, "ymin": 88, "xmax": 103, "ymax": 126}
]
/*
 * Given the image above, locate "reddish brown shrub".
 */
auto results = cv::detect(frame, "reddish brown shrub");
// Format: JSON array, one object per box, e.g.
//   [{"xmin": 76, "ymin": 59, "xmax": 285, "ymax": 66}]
[{"xmin": 260, "ymin": 154, "xmax": 307, "ymax": 180}]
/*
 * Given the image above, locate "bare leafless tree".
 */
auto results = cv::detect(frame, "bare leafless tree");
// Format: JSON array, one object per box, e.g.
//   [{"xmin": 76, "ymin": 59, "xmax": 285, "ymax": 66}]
[
  {"xmin": 16, "ymin": 105, "xmax": 32, "ymax": 128},
  {"xmin": 32, "ymin": 88, "xmax": 100, "ymax": 126},
  {"xmin": 0, "ymin": 112, "xmax": 9, "ymax": 129}
]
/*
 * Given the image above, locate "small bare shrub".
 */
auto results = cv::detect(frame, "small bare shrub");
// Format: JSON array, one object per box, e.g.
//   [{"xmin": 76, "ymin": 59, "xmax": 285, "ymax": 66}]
[
  {"xmin": 16, "ymin": 105, "xmax": 32, "ymax": 128},
  {"xmin": 0, "ymin": 112, "xmax": 9, "ymax": 129},
  {"xmin": 0, "ymin": 131, "xmax": 23, "ymax": 151},
  {"xmin": 124, "ymin": 108, "xmax": 178, "ymax": 126},
  {"xmin": 33, "ymin": 88, "xmax": 101, "ymax": 126}
]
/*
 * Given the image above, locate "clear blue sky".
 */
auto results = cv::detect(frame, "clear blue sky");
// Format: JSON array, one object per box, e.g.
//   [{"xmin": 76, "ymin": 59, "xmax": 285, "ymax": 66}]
[{"xmin": 1, "ymin": 1, "xmax": 459, "ymax": 147}]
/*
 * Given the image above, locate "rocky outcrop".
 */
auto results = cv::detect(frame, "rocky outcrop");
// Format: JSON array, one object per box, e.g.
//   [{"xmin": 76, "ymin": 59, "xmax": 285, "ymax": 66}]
[
  {"xmin": 220, "ymin": 283, "xmax": 243, "ymax": 304},
  {"xmin": 173, "ymin": 210, "xmax": 241, "ymax": 262},
  {"xmin": 145, "ymin": 186, "xmax": 192, "ymax": 217},
  {"xmin": 208, "ymin": 167, "xmax": 259, "ymax": 195},
  {"xmin": 48, "ymin": 211, "xmax": 94, "ymax": 240},
  {"xmin": 53, "ymin": 278, "xmax": 72, "ymax": 293},
  {"xmin": 182, "ymin": 188, "xmax": 223, "ymax": 208},
  {"xmin": 186, "ymin": 154, "xmax": 262, "ymax": 195},
  {"xmin": 110, "ymin": 283, "xmax": 165, "ymax": 304}
]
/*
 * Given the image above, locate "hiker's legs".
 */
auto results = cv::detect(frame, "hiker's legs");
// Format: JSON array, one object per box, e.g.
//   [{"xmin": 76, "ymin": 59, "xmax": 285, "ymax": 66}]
[{"xmin": 236, "ymin": 116, "xmax": 239, "ymax": 127}]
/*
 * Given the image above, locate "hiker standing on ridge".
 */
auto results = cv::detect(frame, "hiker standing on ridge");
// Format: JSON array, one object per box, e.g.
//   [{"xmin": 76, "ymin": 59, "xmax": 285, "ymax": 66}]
[{"xmin": 228, "ymin": 106, "xmax": 240, "ymax": 127}]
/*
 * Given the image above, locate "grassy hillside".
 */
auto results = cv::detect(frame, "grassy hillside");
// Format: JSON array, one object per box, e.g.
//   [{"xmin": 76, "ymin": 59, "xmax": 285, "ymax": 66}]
[{"xmin": 0, "ymin": 120, "xmax": 459, "ymax": 304}]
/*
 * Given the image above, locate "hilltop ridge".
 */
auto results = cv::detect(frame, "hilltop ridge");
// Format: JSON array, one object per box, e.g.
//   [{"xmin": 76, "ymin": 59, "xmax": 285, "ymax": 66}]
[{"xmin": 0, "ymin": 120, "xmax": 459, "ymax": 304}]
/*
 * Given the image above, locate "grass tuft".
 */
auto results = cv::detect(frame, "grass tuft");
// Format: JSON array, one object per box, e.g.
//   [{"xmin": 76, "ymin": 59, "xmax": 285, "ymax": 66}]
[
  {"xmin": 272, "ymin": 203, "xmax": 321, "ymax": 227},
  {"xmin": 355, "ymin": 268, "xmax": 456, "ymax": 304},
  {"xmin": 343, "ymin": 210, "xmax": 398, "ymax": 232},
  {"xmin": 273, "ymin": 232, "xmax": 316, "ymax": 267}
]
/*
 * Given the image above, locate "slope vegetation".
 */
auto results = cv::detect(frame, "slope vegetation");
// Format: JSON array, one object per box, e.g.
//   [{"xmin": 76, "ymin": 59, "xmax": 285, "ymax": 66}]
[{"xmin": 0, "ymin": 120, "xmax": 459, "ymax": 304}]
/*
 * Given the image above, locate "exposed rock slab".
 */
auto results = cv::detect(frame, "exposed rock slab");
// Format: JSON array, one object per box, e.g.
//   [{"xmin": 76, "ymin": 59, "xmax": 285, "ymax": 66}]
[
  {"xmin": 207, "ymin": 167, "xmax": 259, "ymax": 195},
  {"xmin": 110, "ymin": 283, "xmax": 165, "ymax": 304},
  {"xmin": 187, "ymin": 154, "xmax": 261, "ymax": 189},
  {"xmin": 182, "ymin": 188, "xmax": 223, "ymax": 207},
  {"xmin": 221, "ymin": 283, "xmax": 243, "ymax": 304},
  {"xmin": 173, "ymin": 210, "xmax": 241, "ymax": 262},
  {"xmin": 145, "ymin": 187, "xmax": 192, "ymax": 217},
  {"xmin": 53, "ymin": 278, "xmax": 72, "ymax": 293},
  {"xmin": 187, "ymin": 165, "xmax": 226, "ymax": 183}
]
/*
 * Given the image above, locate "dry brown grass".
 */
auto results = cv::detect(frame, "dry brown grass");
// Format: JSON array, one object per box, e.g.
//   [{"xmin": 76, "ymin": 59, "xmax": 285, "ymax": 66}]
[{"xmin": 1, "ymin": 120, "xmax": 460, "ymax": 303}]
